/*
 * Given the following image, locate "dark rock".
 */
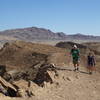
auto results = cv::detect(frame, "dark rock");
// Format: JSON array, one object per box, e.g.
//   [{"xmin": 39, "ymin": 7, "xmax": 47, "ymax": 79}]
[
  {"xmin": 55, "ymin": 41, "xmax": 90, "ymax": 54},
  {"xmin": 0, "ymin": 76, "xmax": 17, "ymax": 97},
  {"xmin": 0, "ymin": 65, "xmax": 6, "ymax": 76}
]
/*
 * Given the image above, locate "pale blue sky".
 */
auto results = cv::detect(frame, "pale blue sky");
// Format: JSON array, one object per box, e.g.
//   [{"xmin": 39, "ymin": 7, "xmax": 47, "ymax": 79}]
[{"xmin": 0, "ymin": 0, "xmax": 100, "ymax": 35}]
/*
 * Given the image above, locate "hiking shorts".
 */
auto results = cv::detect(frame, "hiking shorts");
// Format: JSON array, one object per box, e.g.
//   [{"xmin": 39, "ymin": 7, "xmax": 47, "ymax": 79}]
[
  {"xmin": 73, "ymin": 57, "xmax": 79, "ymax": 64},
  {"xmin": 88, "ymin": 61, "xmax": 95, "ymax": 67}
]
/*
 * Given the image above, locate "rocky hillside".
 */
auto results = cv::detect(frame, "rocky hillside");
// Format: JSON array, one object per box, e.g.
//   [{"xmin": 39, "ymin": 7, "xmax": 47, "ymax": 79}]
[
  {"xmin": 83, "ymin": 42, "xmax": 100, "ymax": 55},
  {"xmin": 0, "ymin": 27, "xmax": 67, "ymax": 41},
  {"xmin": 67, "ymin": 33, "xmax": 100, "ymax": 40},
  {"xmin": 0, "ymin": 27, "xmax": 100, "ymax": 43},
  {"xmin": 0, "ymin": 41, "xmax": 100, "ymax": 100}
]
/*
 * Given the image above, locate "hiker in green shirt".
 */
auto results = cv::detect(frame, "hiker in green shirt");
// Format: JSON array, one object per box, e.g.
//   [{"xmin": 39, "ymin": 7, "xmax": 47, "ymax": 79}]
[{"xmin": 70, "ymin": 45, "xmax": 80, "ymax": 71}]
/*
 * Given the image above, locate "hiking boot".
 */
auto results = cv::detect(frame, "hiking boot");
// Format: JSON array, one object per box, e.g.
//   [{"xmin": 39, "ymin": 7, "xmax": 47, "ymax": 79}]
[
  {"xmin": 73, "ymin": 68, "xmax": 77, "ymax": 71},
  {"xmin": 89, "ymin": 72, "xmax": 92, "ymax": 75},
  {"xmin": 76, "ymin": 67, "xmax": 79, "ymax": 71},
  {"xmin": 74, "ymin": 69, "xmax": 76, "ymax": 71}
]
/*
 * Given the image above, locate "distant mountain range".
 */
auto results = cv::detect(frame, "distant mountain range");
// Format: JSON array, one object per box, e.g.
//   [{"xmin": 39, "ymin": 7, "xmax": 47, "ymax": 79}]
[{"xmin": 0, "ymin": 27, "xmax": 100, "ymax": 42}]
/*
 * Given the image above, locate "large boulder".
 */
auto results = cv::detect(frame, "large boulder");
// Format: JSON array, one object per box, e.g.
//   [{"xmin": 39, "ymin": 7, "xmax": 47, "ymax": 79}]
[{"xmin": 0, "ymin": 76, "xmax": 17, "ymax": 97}]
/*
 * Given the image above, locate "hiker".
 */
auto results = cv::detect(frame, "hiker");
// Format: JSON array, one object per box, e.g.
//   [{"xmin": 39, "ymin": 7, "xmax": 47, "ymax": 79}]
[
  {"xmin": 87, "ymin": 52, "xmax": 96, "ymax": 74},
  {"xmin": 70, "ymin": 45, "xmax": 80, "ymax": 71}
]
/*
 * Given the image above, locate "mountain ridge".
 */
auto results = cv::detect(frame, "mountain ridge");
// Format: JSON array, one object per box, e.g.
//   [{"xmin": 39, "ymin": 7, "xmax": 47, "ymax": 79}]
[{"xmin": 0, "ymin": 27, "xmax": 100, "ymax": 41}]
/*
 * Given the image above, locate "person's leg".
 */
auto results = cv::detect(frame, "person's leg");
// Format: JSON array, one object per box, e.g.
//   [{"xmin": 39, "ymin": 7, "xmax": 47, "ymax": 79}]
[
  {"xmin": 74, "ymin": 63, "xmax": 79, "ymax": 71},
  {"xmin": 73, "ymin": 63, "xmax": 77, "ymax": 71},
  {"xmin": 88, "ymin": 62, "xmax": 92, "ymax": 74},
  {"xmin": 93, "ymin": 66, "xmax": 96, "ymax": 73},
  {"xmin": 89, "ymin": 66, "xmax": 92, "ymax": 74},
  {"xmin": 76, "ymin": 62, "xmax": 79, "ymax": 71},
  {"xmin": 73, "ymin": 59, "xmax": 79, "ymax": 71},
  {"xmin": 89, "ymin": 62, "xmax": 95, "ymax": 74}
]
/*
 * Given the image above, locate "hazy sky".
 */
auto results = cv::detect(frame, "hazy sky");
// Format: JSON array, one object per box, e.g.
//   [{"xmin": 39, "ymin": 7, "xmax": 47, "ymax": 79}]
[{"xmin": 0, "ymin": 0, "xmax": 100, "ymax": 35}]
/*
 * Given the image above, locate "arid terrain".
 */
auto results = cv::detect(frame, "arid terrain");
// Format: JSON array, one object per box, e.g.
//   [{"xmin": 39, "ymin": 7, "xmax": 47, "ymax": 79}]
[
  {"xmin": 0, "ymin": 27, "xmax": 100, "ymax": 46},
  {"xmin": 0, "ymin": 27, "xmax": 100, "ymax": 100},
  {"xmin": 0, "ymin": 40, "xmax": 99, "ymax": 100}
]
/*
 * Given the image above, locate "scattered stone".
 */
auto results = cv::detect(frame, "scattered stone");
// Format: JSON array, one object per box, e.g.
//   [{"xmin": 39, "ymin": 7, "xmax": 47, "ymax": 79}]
[
  {"xmin": 75, "ymin": 75, "xmax": 79, "ymax": 79},
  {"xmin": 17, "ymin": 88, "xmax": 27, "ymax": 97},
  {"xmin": 62, "ymin": 76, "xmax": 66, "ymax": 80},
  {"xmin": 26, "ymin": 89, "xmax": 35, "ymax": 97},
  {"xmin": 66, "ymin": 77, "xmax": 73, "ymax": 81},
  {"xmin": 12, "ymin": 80, "xmax": 35, "ymax": 97}
]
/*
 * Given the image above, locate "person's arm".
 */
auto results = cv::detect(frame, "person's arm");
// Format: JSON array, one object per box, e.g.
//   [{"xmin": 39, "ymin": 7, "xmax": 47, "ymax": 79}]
[
  {"xmin": 78, "ymin": 49, "xmax": 80, "ymax": 56},
  {"xmin": 70, "ymin": 49, "xmax": 73, "ymax": 55},
  {"xmin": 93, "ymin": 56, "xmax": 96, "ymax": 66}
]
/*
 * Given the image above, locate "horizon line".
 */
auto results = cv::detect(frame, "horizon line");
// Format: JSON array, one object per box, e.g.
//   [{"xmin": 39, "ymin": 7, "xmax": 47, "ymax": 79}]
[{"xmin": 0, "ymin": 26, "xmax": 100, "ymax": 36}]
